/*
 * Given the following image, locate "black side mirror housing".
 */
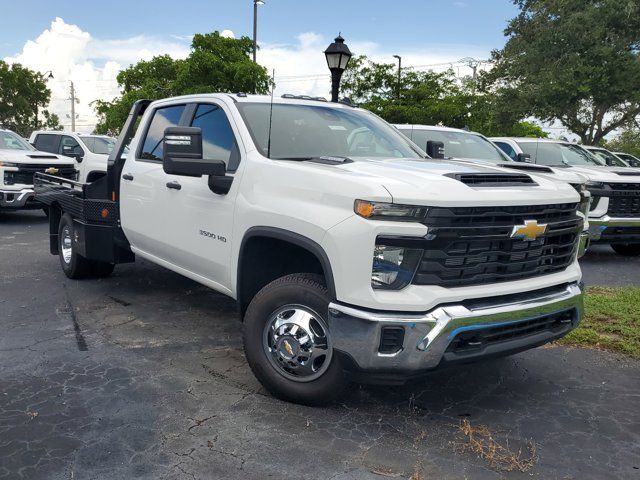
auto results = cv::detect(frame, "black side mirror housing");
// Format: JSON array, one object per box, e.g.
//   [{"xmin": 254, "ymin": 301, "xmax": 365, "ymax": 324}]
[
  {"xmin": 62, "ymin": 145, "xmax": 84, "ymax": 163},
  {"xmin": 426, "ymin": 140, "xmax": 445, "ymax": 159},
  {"xmin": 162, "ymin": 126, "xmax": 232, "ymax": 194},
  {"xmin": 517, "ymin": 153, "xmax": 532, "ymax": 163}
]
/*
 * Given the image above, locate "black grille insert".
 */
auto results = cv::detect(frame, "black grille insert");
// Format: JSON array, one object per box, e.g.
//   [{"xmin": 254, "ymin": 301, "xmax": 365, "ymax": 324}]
[
  {"xmin": 446, "ymin": 309, "xmax": 575, "ymax": 354},
  {"xmin": 408, "ymin": 203, "xmax": 581, "ymax": 287},
  {"xmin": 379, "ymin": 327, "xmax": 405, "ymax": 354},
  {"xmin": 5, "ymin": 165, "xmax": 76, "ymax": 185}
]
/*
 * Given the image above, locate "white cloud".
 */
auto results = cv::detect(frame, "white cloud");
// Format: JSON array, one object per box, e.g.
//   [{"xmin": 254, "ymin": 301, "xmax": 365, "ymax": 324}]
[
  {"xmin": 5, "ymin": 19, "xmax": 491, "ymax": 132},
  {"xmin": 4, "ymin": 18, "xmax": 189, "ymax": 133}
]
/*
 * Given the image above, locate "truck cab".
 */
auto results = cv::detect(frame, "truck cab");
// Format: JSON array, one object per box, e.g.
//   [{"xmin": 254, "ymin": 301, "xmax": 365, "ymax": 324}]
[
  {"xmin": 492, "ymin": 137, "xmax": 640, "ymax": 255},
  {"xmin": 0, "ymin": 128, "xmax": 76, "ymax": 212},
  {"xmin": 36, "ymin": 95, "xmax": 587, "ymax": 405},
  {"xmin": 29, "ymin": 131, "xmax": 123, "ymax": 183}
]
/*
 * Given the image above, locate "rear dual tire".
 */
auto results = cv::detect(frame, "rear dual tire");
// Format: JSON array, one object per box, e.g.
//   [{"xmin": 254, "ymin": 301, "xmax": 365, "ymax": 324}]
[
  {"xmin": 243, "ymin": 273, "xmax": 347, "ymax": 406},
  {"xmin": 58, "ymin": 213, "xmax": 115, "ymax": 279}
]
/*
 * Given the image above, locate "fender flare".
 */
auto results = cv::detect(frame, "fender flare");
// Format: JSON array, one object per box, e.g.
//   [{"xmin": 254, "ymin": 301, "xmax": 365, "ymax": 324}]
[{"xmin": 237, "ymin": 226, "xmax": 336, "ymax": 307}]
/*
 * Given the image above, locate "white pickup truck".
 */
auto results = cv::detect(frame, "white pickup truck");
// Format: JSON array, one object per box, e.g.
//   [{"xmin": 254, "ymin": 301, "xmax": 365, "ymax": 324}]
[
  {"xmin": 0, "ymin": 128, "xmax": 76, "ymax": 212},
  {"xmin": 492, "ymin": 137, "xmax": 640, "ymax": 256},
  {"xmin": 29, "ymin": 131, "xmax": 122, "ymax": 183},
  {"xmin": 35, "ymin": 94, "xmax": 587, "ymax": 405}
]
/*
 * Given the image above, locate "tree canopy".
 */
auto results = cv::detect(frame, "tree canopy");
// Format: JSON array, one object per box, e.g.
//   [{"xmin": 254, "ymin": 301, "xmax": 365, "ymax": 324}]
[
  {"xmin": 0, "ymin": 61, "xmax": 62, "ymax": 137},
  {"xmin": 485, "ymin": 0, "xmax": 640, "ymax": 145},
  {"xmin": 340, "ymin": 56, "xmax": 546, "ymax": 138},
  {"xmin": 94, "ymin": 32, "xmax": 271, "ymax": 134},
  {"xmin": 606, "ymin": 128, "xmax": 640, "ymax": 158}
]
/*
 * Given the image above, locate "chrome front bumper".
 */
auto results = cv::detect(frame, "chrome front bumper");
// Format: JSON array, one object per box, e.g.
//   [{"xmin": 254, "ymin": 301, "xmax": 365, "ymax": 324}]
[
  {"xmin": 588, "ymin": 216, "xmax": 640, "ymax": 241},
  {"xmin": 328, "ymin": 282, "xmax": 583, "ymax": 375},
  {"xmin": 0, "ymin": 188, "xmax": 37, "ymax": 209}
]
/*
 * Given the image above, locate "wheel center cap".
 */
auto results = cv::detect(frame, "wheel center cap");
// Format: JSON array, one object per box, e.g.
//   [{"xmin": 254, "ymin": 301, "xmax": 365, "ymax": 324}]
[{"xmin": 277, "ymin": 337, "xmax": 300, "ymax": 359}]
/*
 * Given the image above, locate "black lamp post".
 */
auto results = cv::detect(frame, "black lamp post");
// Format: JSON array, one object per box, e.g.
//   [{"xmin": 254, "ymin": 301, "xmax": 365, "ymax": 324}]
[
  {"xmin": 324, "ymin": 34, "xmax": 352, "ymax": 102},
  {"xmin": 392, "ymin": 55, "xmax": 401, "ymax": 100}
]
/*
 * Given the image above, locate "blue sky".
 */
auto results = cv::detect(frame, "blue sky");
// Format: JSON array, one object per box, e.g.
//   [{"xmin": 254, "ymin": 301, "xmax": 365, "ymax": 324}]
[
  {"xmin": 1, "ymin": 0, "xmax": 518, "ymax": 59},
  {"xmin": 2, "ymin": 0, "xmax": 519, "ymax": 131}
]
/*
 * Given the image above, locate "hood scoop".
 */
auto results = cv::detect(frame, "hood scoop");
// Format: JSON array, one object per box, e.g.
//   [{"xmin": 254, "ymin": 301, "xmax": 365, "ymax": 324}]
[
  {"xmin": 499, "ymin": 163, "xmax": 554, "ymax": 173},
  {"xmin": 27, "ymin": 154, "xmax": 59, "ymax": 159},
  {"xmin": 613, "ymin": 170, "xmax": 640, "ymax": 176},
  {"xmin": 448, "ymin": 172, "xmax": 537, "ymax": 187}
]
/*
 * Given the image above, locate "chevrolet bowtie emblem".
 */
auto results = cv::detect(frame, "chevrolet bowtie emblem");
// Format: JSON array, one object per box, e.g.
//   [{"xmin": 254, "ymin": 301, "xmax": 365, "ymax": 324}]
[
  {"xmin": 44, "ymin": 167, "xmax": 59, "ymax": 175},
  {"xmin": 510, "ymin": 220, "xmax": 547, "ymax": 241},
  {"xmin": 283, "ymin": 340, "xmax": 294, "ymax": 356}
]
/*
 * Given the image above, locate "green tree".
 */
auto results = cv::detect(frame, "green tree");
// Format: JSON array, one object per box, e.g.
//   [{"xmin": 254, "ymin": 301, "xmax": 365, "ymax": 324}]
[
  {"xmin": 341, "ymin": 55, "xmax": 544, "ymax": 137},
  {"xmin": 95, "ymin": 32, "xmax": 271, "ymax": 134},
  {"xmin": 0, "ymin": 61, "xmax": 53, "ymax": 137},
  {"xmin": 486, "ymin": 0, "xmax": 640, "ymax": 145},
  {"xmin": 606, "ymin": 128, "xmax": 640, "ymax": 158}
]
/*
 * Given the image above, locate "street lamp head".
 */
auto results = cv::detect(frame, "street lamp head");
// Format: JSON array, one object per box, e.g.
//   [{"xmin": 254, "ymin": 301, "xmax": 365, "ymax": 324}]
[
  {"xmin": 254, "ymin": 0, "xmax": 264, "ymax": 5},
  {"xmin": 393, "ymin": 55, "xmax": 401, "ymax": 60},
  {"xmin": 324, "ymin": 34, "xmax": 352, "ymax": 71}
]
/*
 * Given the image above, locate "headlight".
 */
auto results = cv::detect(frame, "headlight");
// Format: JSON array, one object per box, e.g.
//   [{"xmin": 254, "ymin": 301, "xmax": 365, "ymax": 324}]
[
  {"xmin": 0, "ymin": 161, "xmax": 18, "ymax": 167},
  {"xmin": 372, "ymin": 244, "xmax": 423, "ymax": 290},
  {"xmin": 355, "ymin": 200, "xmax": 428, "ymax": 222}
]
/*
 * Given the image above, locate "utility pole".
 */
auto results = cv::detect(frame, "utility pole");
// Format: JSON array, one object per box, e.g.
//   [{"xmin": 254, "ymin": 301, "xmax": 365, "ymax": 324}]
[
  {"xmin": 69, "ymin": 81, "xmax": 77, "ymax": 132},
  {"xmin": 393, "ymin": 55, "xmax": 402, "ymax": 100},
  {"xmin": 252, "ymin": 0, "xmax": 265, "ymax": 62}
]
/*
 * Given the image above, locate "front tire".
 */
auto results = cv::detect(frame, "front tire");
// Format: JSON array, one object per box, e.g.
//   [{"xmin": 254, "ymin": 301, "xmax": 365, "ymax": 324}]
[
  {"xmin": 58, "ymin": 214, "xmax": 115, "ymax": 279},
  {"xmin": 611, "ymin": 243, "xmax": 640, "ymax": 256},
  {"xmin": 243, "ymin": 273, "xmax": 347, "ymax": 406}
]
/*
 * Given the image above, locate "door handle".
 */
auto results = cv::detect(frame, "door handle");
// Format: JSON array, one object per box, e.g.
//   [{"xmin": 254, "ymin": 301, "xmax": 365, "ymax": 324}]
[
  {"xmin": 166, "ymin": 181, "xmax": 182, "ymax": 190},
  {"xmin": 122, "ymin": 173, "xmax": 134, "ymax": 181}
]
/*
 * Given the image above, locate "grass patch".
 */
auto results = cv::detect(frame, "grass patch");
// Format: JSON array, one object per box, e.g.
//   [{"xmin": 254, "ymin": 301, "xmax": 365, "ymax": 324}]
[
  {"xmin": 558, "ymin": 286, "xmax": 640, "ymax": 359},
  {"xmin": 456, "ymin": 420, "xmax": 537, "ymax": 472}
]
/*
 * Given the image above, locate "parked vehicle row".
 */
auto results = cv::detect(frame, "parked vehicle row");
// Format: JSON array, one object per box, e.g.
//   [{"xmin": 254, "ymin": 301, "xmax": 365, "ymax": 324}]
[
  {"xmin": 0, "ymin": 129, "xmax": 116, "ymax": 213},
  {"xmin": 35, "ymin": 94, "xmax": 589, "ymax": 405}
]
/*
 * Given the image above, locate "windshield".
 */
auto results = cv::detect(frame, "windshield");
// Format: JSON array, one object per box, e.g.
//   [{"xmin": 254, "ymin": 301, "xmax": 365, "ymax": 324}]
[
  {"xmin": 0, "ymin": 131, "xmax": 34, "ymax": 151},
  {"xmin": 398, "ymin": 128, "xmax": 507, "ymax": 163},
  {"xmin": 235, "ymin": 103, "xmax": 424, "ymax": 160},
  {"xmin": 588, "ymin": 148, "xmax": 628, "ymax": 167},
  {"xmin": 81, "ymin": 136, "xmax": 128, "ymax": 155},
  {"xmin": 517, "ymin": 141, "xmax": 603, "ymax": 166}
]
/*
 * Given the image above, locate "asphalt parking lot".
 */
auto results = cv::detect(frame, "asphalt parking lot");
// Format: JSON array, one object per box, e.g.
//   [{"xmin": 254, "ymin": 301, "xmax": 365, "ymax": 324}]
[{"xmin": 1, "ymin": 210, "xmax": 639, "ymax": 480}]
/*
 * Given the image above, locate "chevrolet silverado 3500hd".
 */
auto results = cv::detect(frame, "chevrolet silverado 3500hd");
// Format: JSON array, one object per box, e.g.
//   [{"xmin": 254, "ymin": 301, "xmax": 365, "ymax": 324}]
[
  {"xmin": 35, "ymin": 94, "xmax": 587, "ymax": 405},
  {"xmin": 0, "ymin": 128, "xmax": 76, "ymax": 212},
  {"xmin": 492, "ymin": 137, "xmax": 640, "ymax": 256}
]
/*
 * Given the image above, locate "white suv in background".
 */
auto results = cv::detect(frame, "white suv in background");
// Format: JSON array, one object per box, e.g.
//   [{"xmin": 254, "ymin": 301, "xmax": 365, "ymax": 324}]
[
  {"xmin": 491, "ymin": 137, "xmax": 640, "ymax": 256},
  {"xmin": 582, "ymin": 145, "xmax": 630, "ymax": 168},
  {"xmin": 29, "ymin": 131, "xmax": 123, "ymax": 183},
  {"xmin": 614, "ymin": 152, "xmax": 640, "ymax": 167}
]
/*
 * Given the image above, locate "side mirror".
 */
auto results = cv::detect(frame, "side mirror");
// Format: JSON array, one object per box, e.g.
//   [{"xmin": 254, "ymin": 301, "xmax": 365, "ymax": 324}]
[
  {"xmin": 426, "ymin": 140, "xmax": 445, "ymax": 159},
  {"xmin": 517, "ymin": 153, "xmax": 532, "ymax": 163},
  {"xmin": 62, "ymin": 145, "xmax": 84, "ymax": 162},
  {"xmin": 162, "ymin": 126, "xmax": 233, "ymax": 194}
]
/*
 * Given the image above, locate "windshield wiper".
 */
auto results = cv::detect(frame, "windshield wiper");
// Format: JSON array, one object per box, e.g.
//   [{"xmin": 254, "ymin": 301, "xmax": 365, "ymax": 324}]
[{"xmin": 271, "ymin": 155, "xmax": 353, "ymax": 164}]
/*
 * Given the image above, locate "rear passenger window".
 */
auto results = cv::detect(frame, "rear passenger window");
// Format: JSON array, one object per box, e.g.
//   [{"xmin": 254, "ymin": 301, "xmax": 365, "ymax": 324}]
[
  {"xmin": 139, "ymin": 105, "xmax": 186, "ymax": 161},
  {"xmin": 191, "ymin": 104, "xmax": 239, "ymax": 171},
  {"xmin": 34, "ymin": 134, "xmax": 60, "ymax": 153}
]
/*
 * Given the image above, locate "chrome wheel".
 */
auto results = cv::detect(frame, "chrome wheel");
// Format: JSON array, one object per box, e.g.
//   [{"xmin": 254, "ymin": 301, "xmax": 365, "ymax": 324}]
[
  {"xmin": 263, "ymin": 305, "xmax": 332, "ymax": 382},
  {"xmin": 61, "ymin": 225, "xmax": 72, "ymax": 265}
]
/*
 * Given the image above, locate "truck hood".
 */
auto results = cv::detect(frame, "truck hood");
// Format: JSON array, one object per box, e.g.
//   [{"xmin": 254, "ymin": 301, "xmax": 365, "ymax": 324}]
[
  {"xmin": 0, "ymin": 148, "xmax": 75, "ymax": 165},
  {"xmin": 337, "ymin": 157, "xmax": 579, "ymax": 206},
  {"xmin": 565, "ymin": 165, "xmax": 640, "ymax": 183}
]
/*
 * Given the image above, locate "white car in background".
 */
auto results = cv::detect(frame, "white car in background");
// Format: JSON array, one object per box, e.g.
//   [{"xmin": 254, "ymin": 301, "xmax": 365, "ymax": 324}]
[
  {"xmin": 0, "ymin": 128, "xmax": 76, "ymax": 212},
  {"xmin": 582, "ymin": 145, "xmax": 630, "ymax": 168},
  {"xmin": 614, "ymin": 152, "xmax": 640, "ymax": 168},
  {"xmin": 29, "ymin": 131, "xmax": 125, "ymax": 183},
  {"xmin": 395, "ymin": 125, "xmax": 592, "ymax": 217},
  {"xmin": 491, "ymin": 137, "xmax": 640, "ymax": 256}
]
